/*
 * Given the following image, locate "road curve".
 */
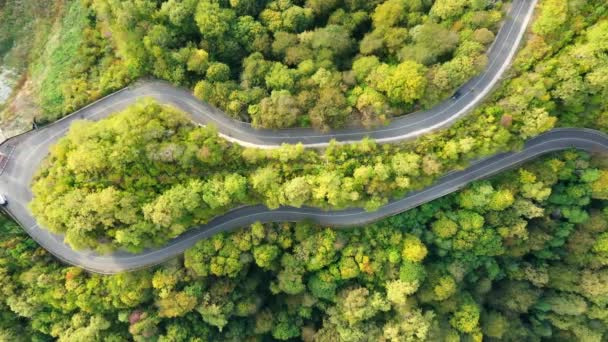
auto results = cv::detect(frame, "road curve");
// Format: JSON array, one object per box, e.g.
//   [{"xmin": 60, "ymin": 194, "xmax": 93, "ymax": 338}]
[
  {"xmin": 1, "ymin": 128, "xmax": 607, "ymax": 274},
  {"xmin": 7, "ymin": 0, "xmax": 537, "ymax": 149},
  {"xmin": 0, "ymin": 0, "xmax": 558, "ymax": 274}
]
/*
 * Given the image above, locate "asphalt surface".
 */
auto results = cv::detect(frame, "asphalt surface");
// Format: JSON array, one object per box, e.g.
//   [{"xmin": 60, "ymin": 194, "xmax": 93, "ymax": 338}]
[{"xmin": 0, "ymin": 0, "xmax": 565, "ymax": 273}]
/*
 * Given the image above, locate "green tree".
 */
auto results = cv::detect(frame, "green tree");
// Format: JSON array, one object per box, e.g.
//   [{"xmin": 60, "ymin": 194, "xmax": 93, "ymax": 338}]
[
  {"xmin": 375, "ymin": 61, "xmax": 427, "ymax": 104},
  {"xmin": 251, "ymin": 90, "xmax": 300, "ymax": 128}
]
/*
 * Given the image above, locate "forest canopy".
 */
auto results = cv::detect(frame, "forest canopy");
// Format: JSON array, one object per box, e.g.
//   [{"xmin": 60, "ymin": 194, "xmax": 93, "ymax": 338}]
[
  {"xmin": 27, "ymin": 0, "xmax": 608, "ymax": 257},
  {"xmin": 30, "ymin": 99, "xmax": 483, "ymax": 252},
  {"xmin": 7, "ymin": 0, "xmax": 608, "ymax": 341},
  {"xmin": 42, "ymin": 0, "xmax": 505, "ymax": 129},
  {"xmin": 8, "ymin": 151, "xmax": 608, "ymax": 340}
]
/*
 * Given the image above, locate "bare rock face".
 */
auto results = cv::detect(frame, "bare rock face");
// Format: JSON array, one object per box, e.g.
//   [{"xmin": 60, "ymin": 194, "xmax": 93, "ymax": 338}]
[
  {"xmin": 0, "ymin": 68, "xmax": 17, "ymax": 104},
  {"xmin": 0, "ymin": 76, "xmax": 40, "ymax": 143}
]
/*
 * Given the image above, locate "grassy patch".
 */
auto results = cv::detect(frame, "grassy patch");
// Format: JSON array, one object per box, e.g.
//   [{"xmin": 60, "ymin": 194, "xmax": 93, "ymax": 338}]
[
  {"xmin": 0, "ymin": 0, "xmax": 59, "ymax": 70},
  {"xmin": 30, "ymin": 0, "xmax": 89, "ymax": 119}
]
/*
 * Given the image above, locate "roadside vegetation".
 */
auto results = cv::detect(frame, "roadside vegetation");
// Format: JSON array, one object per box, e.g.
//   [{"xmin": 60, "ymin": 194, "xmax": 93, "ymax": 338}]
[
  {"xmin": 26, "ymin": 93, "xmax": 566, "ymax": 252},
  {"xmin": 29, "ymin": 2, "xmax": 608, "ymax": 252},
  {"xmin": 3, "ymin": 0, "xmax": 607, "ymax": 135},
  {"xmin": 8, "ymin": 0, "xmax": 608, "ymax": 340},
  {"xmin": 5, "ymin": 0, "xmax": 606, "ymax": 135},
  {"xmin": 59, "ymin": 0, "xmax": 504, "ymax": 129},
  {"xmin": 0, "ymin": 0, "xmax": 63, "ymax": 133},
  {"xmin": 30, "ymin": 1, "xmax": 106, "ymax": 119},
  {"xmin": 24, "ymin": 0, "xmax": 607, "ymax": 133},
  {"xmin": 0, "ymin": 0, "xmax": 58, "ymax": 71},
  {"xmin": 8, "ymin": 151, "xmax": 608, "ymax": 340},
  {"xmin": 29, "ymin": 0, "xmax": 132, "ymax": 122},
  {"xmin": 0, "ymin": 0, "xmax": 130, "ymax": 136},
  {"xmin": 31, "ymin": 99, "xmax": 476, "ymax": 252}
]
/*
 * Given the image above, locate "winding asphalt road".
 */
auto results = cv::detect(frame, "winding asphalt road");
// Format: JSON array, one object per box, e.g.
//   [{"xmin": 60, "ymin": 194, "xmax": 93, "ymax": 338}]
[
  {"xmin": 2, "ymin": 128, "xmax": 607, "ymax": 274},
  {"xmin": 4, "ymin": 0, "xmax": 537, "ymax": 149},
  {"xmin": 1, "ymin": 0, "xmax": 594, "ymax": 274}
]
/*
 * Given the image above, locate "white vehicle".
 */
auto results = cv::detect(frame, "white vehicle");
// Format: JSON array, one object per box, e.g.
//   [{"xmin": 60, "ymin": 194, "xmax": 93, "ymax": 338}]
[{"xmin": 0, "ymin": 194, "xmax": 7, "ymax": 206}]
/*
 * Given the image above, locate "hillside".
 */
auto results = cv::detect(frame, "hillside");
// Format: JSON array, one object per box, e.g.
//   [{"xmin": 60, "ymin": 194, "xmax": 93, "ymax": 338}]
[{"xmin": 2, "ymin": 0, "xmax": 608, "ymax": 341}]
